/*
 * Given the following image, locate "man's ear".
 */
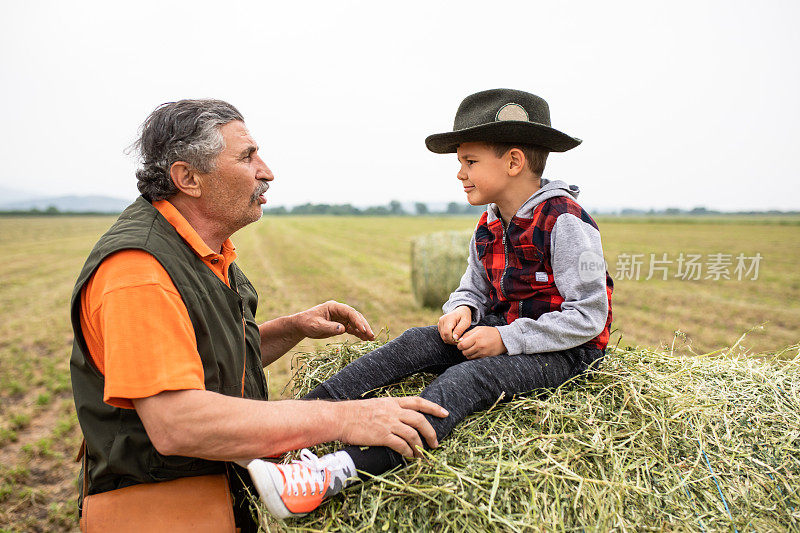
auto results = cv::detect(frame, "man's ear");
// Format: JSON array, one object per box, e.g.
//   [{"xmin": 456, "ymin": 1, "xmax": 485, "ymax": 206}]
[
  {"xmin": 169, "ymin": 161, "xmax": 202, "ymax": 198},
  {"xmin": 506, "ymin": 148, "xmax": 526, "ymax": 177}
]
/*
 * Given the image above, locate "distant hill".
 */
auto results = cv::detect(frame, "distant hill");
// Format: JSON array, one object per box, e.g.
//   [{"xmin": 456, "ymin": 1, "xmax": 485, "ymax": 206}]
[
  {"xmin": 0, "ymin": 195, "xmax": 131, "ymax": 213},
  {"xmin": 0, "ymin": 185, "xmax": 37, "ymax": 204}
]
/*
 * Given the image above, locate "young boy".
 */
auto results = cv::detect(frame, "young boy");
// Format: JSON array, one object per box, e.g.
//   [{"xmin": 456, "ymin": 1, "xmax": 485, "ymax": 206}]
[{"xmin": 244, "ymin": 89, "xmax": 614, "ymax": 519}]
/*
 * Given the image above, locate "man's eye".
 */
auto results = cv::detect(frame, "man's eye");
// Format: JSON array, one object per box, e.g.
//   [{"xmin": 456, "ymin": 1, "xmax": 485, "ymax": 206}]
[{"xmin": 467, "ymin": 160, "xmax": 476, "ymax": 165}]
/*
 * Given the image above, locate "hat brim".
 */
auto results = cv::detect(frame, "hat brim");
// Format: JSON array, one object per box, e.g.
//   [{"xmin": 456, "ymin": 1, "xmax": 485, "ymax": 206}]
[{"xmin": 425, "ymin": 121, "xmax": 582, "ymax": 154}]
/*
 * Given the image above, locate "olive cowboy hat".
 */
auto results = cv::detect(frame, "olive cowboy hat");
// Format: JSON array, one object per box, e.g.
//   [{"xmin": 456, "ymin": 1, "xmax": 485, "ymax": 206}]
[{"xmin": 425, "ymin": 89, "xmax": 582, "ymax": 154}]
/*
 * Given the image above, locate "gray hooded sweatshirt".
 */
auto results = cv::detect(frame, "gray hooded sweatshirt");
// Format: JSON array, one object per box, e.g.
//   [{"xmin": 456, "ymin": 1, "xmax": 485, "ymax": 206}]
[{"xmin": 442, "ymin": 178, "xmax": 610, "ymax": 355}]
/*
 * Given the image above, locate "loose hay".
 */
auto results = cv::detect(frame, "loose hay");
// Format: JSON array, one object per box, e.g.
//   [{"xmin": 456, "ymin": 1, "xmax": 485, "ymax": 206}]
[
  {"xmin": 410, "ymin": 231, "xmax": 472, "ymax": 309},
  {"xmin": 257, "ymin": 339, "xmax": 800, "ymax": 532}
]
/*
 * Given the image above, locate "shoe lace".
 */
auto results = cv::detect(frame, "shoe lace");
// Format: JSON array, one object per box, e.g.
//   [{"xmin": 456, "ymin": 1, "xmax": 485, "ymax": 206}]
[{"xmin": 281, "ymin": 449, "xmax": 327, "ymax": 497}]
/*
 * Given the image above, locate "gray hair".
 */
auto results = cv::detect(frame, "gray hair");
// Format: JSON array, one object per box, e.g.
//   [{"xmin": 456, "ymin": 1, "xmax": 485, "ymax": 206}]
[{"xmin": 133, "ymin": 99, "xmax": 244, "ymax": 201}]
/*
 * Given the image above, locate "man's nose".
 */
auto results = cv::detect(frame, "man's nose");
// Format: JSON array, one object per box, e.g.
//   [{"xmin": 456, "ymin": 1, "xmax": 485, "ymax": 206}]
[{"xmin": 255, "ymin": 155, "xmax": 274, "ymax": 181}]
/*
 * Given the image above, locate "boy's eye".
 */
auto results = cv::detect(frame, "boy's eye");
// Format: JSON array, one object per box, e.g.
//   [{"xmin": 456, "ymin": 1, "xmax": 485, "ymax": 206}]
[{"xmin": 467, "ymin": 160, "xmax": 477, "ymax": 166}]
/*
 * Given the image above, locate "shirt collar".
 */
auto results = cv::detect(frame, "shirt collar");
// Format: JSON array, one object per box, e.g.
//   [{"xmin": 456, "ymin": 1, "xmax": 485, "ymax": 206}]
[{"xmin": 152, "ymin": 200, "xmax": 238, "ymax": 263}]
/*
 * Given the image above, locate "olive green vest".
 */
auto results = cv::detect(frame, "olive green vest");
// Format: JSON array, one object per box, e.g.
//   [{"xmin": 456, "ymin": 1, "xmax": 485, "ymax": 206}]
[{"xmin": 69, "ymin": 197, "xmax": 268, "ymax": 500}]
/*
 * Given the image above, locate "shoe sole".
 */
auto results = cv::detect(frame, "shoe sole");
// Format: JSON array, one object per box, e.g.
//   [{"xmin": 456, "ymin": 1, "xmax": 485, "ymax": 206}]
[{"xmin": 246, "ymin": 459, "xmax": 304, "ymax": 520}]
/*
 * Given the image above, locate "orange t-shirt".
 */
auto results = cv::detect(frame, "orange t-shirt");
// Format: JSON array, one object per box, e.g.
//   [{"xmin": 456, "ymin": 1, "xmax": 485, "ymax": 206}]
[{"xmin": 79, "ymin": 199, "xmax": 239, "ymax": 409}]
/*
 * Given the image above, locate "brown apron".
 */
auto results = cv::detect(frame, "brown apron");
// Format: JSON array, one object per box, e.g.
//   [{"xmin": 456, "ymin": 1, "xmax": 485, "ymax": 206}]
[{"xmin": 78, "ymin": 441, "xmax": 237, "ymax": 533}]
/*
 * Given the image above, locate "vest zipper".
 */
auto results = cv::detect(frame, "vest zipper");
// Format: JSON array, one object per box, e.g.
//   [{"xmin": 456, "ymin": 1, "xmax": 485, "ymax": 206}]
[
  {"xmin": 500, "ymin": 224, "xmax": 509, "ymax": 299},
  {"xmin": 239, "ymin": 299, "xmax": 246, "ymax": 397}
]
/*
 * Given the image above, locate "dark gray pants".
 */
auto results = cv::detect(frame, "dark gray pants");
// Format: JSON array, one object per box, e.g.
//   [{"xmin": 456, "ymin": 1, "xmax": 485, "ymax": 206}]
[{"xmin": 305, "ymin": 317, "xmax": 604, "ymax": 477}]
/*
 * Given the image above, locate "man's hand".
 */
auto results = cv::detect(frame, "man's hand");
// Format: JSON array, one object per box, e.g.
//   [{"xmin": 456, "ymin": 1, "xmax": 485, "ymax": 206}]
[
  {"xmin": 456, "ymin": 326, "xmax": 506, "ymax": 359},
  {"xmin": 337, "ymin": 397, "xmax": 448, "ymax": 458},
  {"xmin": 259, "ymin": 301, "xmax": 374, "ymax": 366},
  {"xmin": 293, "ymin": 300, "xmax": 375, "ymax": 341},
  {"xmin": 437, "ymin": 306, "xmax": 472, "ymax": 344}
]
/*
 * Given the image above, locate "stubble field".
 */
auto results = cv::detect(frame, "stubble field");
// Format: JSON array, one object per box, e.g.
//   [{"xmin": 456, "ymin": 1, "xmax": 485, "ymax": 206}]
[{"xmin": 0, "ymin": 214, "xmax": 798, "ymax": 532}]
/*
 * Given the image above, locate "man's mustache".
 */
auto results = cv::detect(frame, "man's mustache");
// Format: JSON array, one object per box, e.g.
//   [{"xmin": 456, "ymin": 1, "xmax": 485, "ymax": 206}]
[{"xmin": 252, "ymin": 182, "xmax": 270, "ymax": 201}]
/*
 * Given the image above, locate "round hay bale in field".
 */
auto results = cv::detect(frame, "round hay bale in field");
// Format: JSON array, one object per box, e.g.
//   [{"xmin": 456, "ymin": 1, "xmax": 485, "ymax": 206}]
[
  {"xmin": 265, "ymin": 340, "xmax": 800, "ymax": 532},
  {"xmin": 411, "ymin": 231, "xmax": 473, "ymax": 309}
]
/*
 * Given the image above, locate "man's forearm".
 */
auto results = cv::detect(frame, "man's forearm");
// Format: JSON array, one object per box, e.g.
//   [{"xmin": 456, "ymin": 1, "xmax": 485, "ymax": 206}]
[
  {"xmin": 134, "ymin": 390, "xmax": 341, "ymax": 461},
  {"xmin": 258, "ymin": 315, "xmax": 304, "ymax": 366},
  {"xmin": 133, "ymin": 389, "xmax": 449, "ymax": 461}
]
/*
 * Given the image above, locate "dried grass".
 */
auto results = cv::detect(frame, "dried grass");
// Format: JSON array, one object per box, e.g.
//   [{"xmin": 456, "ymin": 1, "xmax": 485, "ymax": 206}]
[{"xmin": 257, "ymin": 335, "xmax": 800, "ymax": 532}]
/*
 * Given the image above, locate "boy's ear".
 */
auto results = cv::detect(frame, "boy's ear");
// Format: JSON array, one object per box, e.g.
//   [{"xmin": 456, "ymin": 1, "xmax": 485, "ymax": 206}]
[
  {"xmin": 506, "ymin": 148, "xmax": 526, "ymax": 177},
  {"xmin": 169, "ymin": 161, "xmax": 203, "ymax": 198}
]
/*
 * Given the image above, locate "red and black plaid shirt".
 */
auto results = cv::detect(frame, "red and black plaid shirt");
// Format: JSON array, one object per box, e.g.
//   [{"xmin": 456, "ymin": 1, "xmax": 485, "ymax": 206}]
[{"xmin": 475, "ymin": 196, "xmax": 613, "ymax": 350}]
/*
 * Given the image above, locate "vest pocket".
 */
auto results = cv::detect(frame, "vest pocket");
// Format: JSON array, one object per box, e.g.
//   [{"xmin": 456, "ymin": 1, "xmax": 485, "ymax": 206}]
[
  {"xmin": 518, "ymin": 296, "xmax": 561, "ymax": 320},
  {"xmin": 475, "ymin": 241, "xmax": 490, "ymax": 260},
  {"xmin": 515, "ymin": 243, "xmax": 544, "ymax": 262},
  {"xmin": 148, "ymin": 454, "xmax": 224, "ymax": 482},
  {"xmin": 474, "ymin": 224, "xmax": 494, "ymax": 260}
]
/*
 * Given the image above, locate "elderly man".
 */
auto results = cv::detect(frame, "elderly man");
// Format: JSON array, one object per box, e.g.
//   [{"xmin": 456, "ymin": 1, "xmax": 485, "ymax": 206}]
[{"xmin": 69, "ymin": 99, "xmax": 446, "ymax": 532}]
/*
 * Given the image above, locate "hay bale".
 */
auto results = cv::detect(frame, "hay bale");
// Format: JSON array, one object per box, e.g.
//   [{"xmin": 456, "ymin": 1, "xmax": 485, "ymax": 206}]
[
  {"xmin": 259, "ymin": 340, "xmax": 800, "ymax": 532},
  {"xmin": 411, "ymin": 231, "xmax": 473, "ymax": 309}
]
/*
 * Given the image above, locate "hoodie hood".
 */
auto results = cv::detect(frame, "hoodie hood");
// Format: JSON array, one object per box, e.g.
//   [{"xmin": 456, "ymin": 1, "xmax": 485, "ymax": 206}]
[{"xmin": 486, "ymin": 178, "xmax": 580, "ymax": 223}]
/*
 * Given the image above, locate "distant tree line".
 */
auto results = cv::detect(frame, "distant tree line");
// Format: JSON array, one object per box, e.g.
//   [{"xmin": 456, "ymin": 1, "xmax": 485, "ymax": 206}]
[
  {"xmin": 0, "ymin": 206, "xmax": 118, "ymax": 217},
  {"xmin": 617, "ymin": 207, "xmax": 800, "ymax": 216},
  {"xmin": 263, "ymin": 201, "xmax": 485, "ymax": 216}
]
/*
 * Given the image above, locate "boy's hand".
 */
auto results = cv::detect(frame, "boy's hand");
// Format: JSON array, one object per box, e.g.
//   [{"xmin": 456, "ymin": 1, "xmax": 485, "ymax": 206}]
[
  {"xmin": 438, "ymin": 306, "xmax": 472, "ymax": 344},
  {"xmin": 457, "ymin": 326, "xmax": 506, "ymax": 359}
]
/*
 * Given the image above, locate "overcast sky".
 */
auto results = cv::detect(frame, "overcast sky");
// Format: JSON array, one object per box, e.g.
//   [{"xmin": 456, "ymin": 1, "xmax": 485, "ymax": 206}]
[{"xmin": 1, "ymin": 1, "xmax": 798, "ymax": 211}]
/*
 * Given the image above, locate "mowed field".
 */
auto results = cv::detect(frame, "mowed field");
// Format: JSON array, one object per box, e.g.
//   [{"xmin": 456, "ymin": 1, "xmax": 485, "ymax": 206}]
[{"xmin": 0, "ymin": 214, "xmax": 798, "ymax": 532}]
